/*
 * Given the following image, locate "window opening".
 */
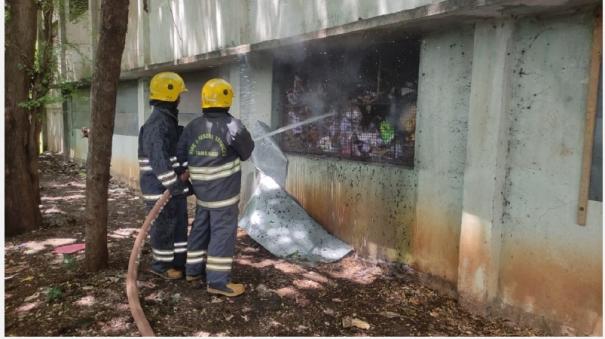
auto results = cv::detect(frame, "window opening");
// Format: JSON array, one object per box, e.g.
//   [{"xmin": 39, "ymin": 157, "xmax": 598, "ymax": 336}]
[{"xmin": 273, "ymin": 36, "xmax": 420, "ymax": 167}]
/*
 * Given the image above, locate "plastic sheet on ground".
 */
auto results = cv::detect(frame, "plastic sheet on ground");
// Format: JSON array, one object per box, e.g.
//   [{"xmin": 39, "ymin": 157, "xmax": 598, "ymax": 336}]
[
  {"xmin": 240, "ymin": 122, "xmax": 352, "ymax": 263},
  {"xmin": 250, "ymin": 121, "xmax": 288, "ymax": 188}
]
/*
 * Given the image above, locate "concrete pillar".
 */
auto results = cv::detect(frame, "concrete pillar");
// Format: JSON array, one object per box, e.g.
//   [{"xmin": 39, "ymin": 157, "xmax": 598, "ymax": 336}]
[
  {"xmin": 136, "ymin": 0, "xmax": 146, "ymax": 67},
  {"xmin": 412, "ymin": 27, "xmax": 474, "ymax": 285},
  {"xmin": 137, "ymin": 79, "xmax": 146, "ymax": 128},
  {"xmin": 457, "ymin": 19, "xmax": 514, "ymax": 311},
  {"xmin": 90, "ymin": 0, "xmax": 100, "ymax": 61},
  {"xmin": 229, "ymin": 63, "xmax": 241, "ymax": 119},
  {"xmin": 237, "ymin": 51, "xmax": 273, "ymax": 211}
]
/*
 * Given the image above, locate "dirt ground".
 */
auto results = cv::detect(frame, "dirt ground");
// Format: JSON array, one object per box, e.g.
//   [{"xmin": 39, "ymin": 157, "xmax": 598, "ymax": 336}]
[{"xmin": 5, "ymin": 153, "xmax": 547, "ymax": 336}]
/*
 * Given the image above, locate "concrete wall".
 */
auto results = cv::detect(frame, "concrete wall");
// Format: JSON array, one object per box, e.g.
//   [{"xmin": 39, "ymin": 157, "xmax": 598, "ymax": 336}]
[
  {"xmin": 147, "ymin": 0, "xmax": 246, "ymax": 64},
  {"xmin": 124, "ymin": 0, "xmax": 438, "ymax": 68},
  {"xmin": 454, "ymin": 11, "xmax": 602, "ymax": 335},
  {"xmin": 110, "ymin": 135, "xmax": 140, "ymax": 188},
  {"xmin": 61, "ymin": 3, "xmax": 93, "ymax": 82},
  {"xmin": 246, "ymin": 0, "xmax": 435, "ymax": 44},
  {"xmin": 45, "ymin": 93, "xmax": 65, "ymax": 154},
  {"xmin": 411, "ymin": 25, "xmax": 474, "ymax": 284},
  {"xmin": 497, "ymin": 12, "xmax": 602, "ymax": 335},
  {"xmin": 121, "ymin": 0, "xmax": 144, "ymax": 70},
  {"xmin": 237, "ymin": 52, "xmax": 275, "ymax": 210},
  {"xmin": 66, "ymin": 89, "xmax": 91, "ymax": 162},
  {"xmin": 286, "ymin": 156, "xmax": 415, "ymax": 261},
  {"xmin": 178, "ymin": 68, "xmax": 227, "ymax": 124},
  {"xmin": 115, "ymin": 81, "xmax": 140, "ymax": 136}
]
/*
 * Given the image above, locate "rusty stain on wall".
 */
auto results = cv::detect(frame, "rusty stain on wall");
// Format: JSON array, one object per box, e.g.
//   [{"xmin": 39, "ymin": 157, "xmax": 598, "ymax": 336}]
[
  {"xmin": 456, "ymin": 211, "xmax": 495, "ymax": 305},
  {"xmin": 496, "ymin": 11, "xmax": 603, "ymax": 335},
  {"xmin": 285, "ymin": 155, "xmax": 416, "ymax": 262},
  {"xmin": 499, "ymin": 242, "xmax": 602, "ymax": 335},
  {"xmin": 110, "ymin": 156, "xmax": 140, "ymax": 189},
  {"xmin": 409, "ymin": 26, "xmax": 474, "ymax": 285},
  {"xmin": 411, "ymin": 212, "xmax": 463, "ymax": 284}
]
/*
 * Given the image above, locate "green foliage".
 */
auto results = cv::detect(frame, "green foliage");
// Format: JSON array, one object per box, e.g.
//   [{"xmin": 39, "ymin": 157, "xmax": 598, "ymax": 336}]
[
  {"xmin": 380, "ymin": 121, "xmax": 395, "ymax": 143},
  {"xmin": 46, "ymin": 286, "xmax": 63, "ymax": 303},
  {"xmin": 19, "ymin": 78, "xmax": 91, "ymax": 111},
  {"xmin": 15, "ymin": 0, "xmax": 93, "ymax": 113},
  {"xmin": 36, "ymin": 0, "xmax": 53, "ymax": 12},
  {"xmin": 68, "ymin": 0, "xmax": 88, "ymax": 22},
  {"xmin": 59, "ymin": 77, "xmax": 91, "ymax": 99},
  {"xmin": 4, "ymin": 3, "xmax": 11, "ymax": 24},
  {"xmin": 18, "ymin": 95, "xmax": 54, "ymax": 110}
]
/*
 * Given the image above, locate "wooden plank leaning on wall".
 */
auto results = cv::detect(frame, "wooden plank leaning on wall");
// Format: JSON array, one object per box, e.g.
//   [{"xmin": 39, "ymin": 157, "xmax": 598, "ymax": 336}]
[{"xmin": 577, "ymin": 8, "xmax": 602, "ymax": 226}]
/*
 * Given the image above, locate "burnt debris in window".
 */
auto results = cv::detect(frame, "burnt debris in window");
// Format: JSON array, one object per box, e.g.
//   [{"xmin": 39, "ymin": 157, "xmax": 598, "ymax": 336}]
[{"xmin": 273, "ymin": 35, "xmax": 420, "ymax": 167}]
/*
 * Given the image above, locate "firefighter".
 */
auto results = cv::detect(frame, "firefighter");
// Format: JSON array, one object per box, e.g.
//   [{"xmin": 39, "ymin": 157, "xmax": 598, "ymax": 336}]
[
  {"xmin": 173, "ymin": 125, "xmax": 193, "ymax": 272},
  {"xmin": 177, "ymin": 78, "xmax": 254, "ymax": 297},
  {"xmin": 138, "ymin": 72, "xmax": 190, "ymax": 279}
]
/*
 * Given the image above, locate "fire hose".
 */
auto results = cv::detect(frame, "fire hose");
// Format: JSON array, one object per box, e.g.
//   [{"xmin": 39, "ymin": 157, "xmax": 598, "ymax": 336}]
[
  {"xmin": 126, "ymin": 190, "xmax": 171, "ymax": 337},
  {"xmin": 252, "ymin": 112, "xmax": 336, "ymax": 142}
]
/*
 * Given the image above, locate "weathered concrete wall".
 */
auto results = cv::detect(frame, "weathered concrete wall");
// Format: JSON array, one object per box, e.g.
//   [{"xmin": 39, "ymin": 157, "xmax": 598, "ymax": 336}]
[
  {"xmin": 497, "ymin": 12, "xmax": 602, "ymax": 335},
  {"xmin": 178, "ymin": 68, "xmax": 227, "ymax": 125},
  {"xmin": 66, "ymin": 89, "xmax": 91, "ymax": 163},
  {"xmin": 62, "ymin": 7, "xmax": 93, "ymax": 82},
  {"xmin": 121, "ymin": 0, "xmax": 144, "ymax": 70},
  {"xmin": 138, "ymin": 0, "xmax": 439, "ymax": 67},
  {"xmin": 115, "ymin": 81, "xmax": 140, "ymax": 136},
  {"xmin": 246, "ymin": 0, "xmax": 435, "ymax": 44},
  {"xmin": 237, "ymin": 52, "xmax": 274, "ymax": 210},
  {"xmin": 457, "ymin": 18, "xmax": 515, "ymax": 308},
  {"xmin": 110, "ymin": 135, "xmax": 140, "ymax": 188},
  {"xmin": 69, "ymin": 129, "xmax": 89, "ymax": 164},
  {"xmin": 411, "ymin": 26, "xmax": 474, "ymax": 283},
  {"xmin": 286, "ymin": 156, "xmax": 416, "ymax": 261},
  {"xmin": 147, "ymin": 0, "xmax": 246, "ymax": 64},
  {"xmin": 45, "ymin": 95, "xmax": 65, "ymax": 154},
  {"xmin": 63, "ymin": 86, "xmax": 144, "ymax": 188}
]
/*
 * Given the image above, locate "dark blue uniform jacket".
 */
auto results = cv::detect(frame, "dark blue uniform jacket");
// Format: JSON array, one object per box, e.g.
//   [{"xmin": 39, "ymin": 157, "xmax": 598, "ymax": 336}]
[
  {"xmin": 138, "ymin": 102, "xmax": 188, "ymax": 201},
  {"xmin": 177, "ymin": 109, "xmax": 254, "ymax": 208}
]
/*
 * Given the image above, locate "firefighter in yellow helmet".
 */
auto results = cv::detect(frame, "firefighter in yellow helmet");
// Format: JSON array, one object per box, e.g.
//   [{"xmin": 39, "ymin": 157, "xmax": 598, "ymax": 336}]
[
  {"xmin": 138, "ymin": 72, "xmax": 191, "ymax": 279},
  {"xmin": 177, "ymin": 78, "xmax": 254, "ymax": 296}
]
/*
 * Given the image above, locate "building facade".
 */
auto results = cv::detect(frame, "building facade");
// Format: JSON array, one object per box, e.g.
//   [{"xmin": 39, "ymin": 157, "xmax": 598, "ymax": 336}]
[{"xmin": 47, "ymin": 0, "xmax": 602, "ymax": 335}]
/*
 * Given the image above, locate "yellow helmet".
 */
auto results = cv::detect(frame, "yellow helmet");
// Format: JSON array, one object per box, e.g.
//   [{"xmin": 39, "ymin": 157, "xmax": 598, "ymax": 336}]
[
  {"xmin": 149, "ymin": 72, "xmax": 188, "ymax": 102},
  {"xmin": 201, "ymin": 78, "xmax": 233, "ymax": 109}
]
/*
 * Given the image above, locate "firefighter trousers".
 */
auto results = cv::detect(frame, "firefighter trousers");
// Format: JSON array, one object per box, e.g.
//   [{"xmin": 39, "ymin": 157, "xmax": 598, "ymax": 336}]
[
  {"xmin": 173, "ymin": 195, "xmax": 188, "ymax": 270},
  {"xmin": 186, "ymin": 204, "xmax": 238, "ymax": 286},
  {"xmin": 146, "ymin": 196, "xmax": 188, "ymax": 273}
]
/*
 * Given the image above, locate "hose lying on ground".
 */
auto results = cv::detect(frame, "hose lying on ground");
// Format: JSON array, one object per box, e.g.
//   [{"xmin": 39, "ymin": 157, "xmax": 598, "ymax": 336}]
[{"xmin": 126, "ymin": 190, "xmax": 171, "ymax": 337}]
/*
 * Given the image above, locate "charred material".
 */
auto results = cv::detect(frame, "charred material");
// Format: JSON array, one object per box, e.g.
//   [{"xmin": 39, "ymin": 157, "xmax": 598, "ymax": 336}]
[{"xmin": 274, "ymin": 38, "xmax": 420, "ymax": 167}]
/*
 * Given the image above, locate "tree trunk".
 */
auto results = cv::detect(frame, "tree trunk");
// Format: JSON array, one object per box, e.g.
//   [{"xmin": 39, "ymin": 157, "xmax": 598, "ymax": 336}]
[
  {"xmin": 85, "ymin": 0, "xmax": 129, "ymax": 271},
  {"xmin": 31, "ymin": 0, "xmax": 56, "ymax": 207},
  {"xmin": 5, "ymin": 0, "xmax": 41, "ymax": 236}
]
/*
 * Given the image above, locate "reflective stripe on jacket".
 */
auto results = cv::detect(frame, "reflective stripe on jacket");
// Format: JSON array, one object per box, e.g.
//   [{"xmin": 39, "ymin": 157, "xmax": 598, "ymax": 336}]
[
  {"xmin": 177, "ymin": 109, "xmax": 254, "ymax": 207},
  {"xmin": 138, "ymin": 104, "xmax": 183, "ymax": 199}
]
